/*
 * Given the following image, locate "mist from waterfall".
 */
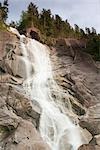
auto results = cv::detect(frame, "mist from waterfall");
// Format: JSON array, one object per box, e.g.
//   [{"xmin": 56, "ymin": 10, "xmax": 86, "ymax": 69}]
[{"xmin": 10, "ymin": 27, "xmax": 85, "ymax": 150}]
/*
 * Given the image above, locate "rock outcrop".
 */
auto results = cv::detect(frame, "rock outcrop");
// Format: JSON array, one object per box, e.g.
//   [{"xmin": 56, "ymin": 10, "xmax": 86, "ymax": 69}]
[
  {"xmin": 0, "ymin": 83, "xmax": 50, "ymax": 150},
  {"xmin": 0, "ymin": 29, "xmax": 50, "ymax": 150},
  {"xmin": 51, "ymin": 38, "xmax": 100, "ymax": 149},
  {"xmin": 0, "ymin": 29, "xmax": 30, "ymax": 82}
]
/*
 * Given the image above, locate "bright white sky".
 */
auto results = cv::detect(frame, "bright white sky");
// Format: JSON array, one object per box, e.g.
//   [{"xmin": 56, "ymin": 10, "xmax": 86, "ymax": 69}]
[{"xmin": 1, "ymin": 0, "xmax": 100, "ymax": 33}]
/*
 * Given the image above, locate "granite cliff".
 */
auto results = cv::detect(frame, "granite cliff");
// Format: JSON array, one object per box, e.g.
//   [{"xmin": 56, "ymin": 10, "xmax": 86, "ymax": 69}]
[{"xmin": 0, "ymin": 29, "xmax": 100, "ymax": 150}]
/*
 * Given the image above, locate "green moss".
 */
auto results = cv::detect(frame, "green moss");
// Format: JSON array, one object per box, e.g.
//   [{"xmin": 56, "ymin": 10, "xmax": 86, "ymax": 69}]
[
  {"xmin": 0, "ymin": 126, "xmax": 6, "ymax": 133},
  {"xmin": 0, "ymin": 21, "xmax": 8, "ymax": 31}
]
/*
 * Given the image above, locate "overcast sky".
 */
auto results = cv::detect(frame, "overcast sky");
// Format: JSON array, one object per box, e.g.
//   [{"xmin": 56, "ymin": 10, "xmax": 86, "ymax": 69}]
[{"xmin": 1, "ymin": 0, "xmax": 100, "ymax": 32}]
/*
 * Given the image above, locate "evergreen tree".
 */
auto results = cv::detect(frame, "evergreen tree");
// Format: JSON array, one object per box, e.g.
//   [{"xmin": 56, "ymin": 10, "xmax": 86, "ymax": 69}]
[
  {"xmin": 55, "ymin": 15, "xmax": 62, "ymax": 30},
  {"xmin": 74, "ymin": 24, "xmax": 80, "ymax": 33},
  {"xmin": 39, "ymin": 9, "xmax": 53, "ymax": 36},
  {"xmin": 17, "ymin": 11, "xmax": 29, "ymax": 33},
  {"xmin": 27, "ymin": 2, "xmax": 39, "ymax": 27},
  {"xmin": 16, "ymin": 1, "xmax": 100, "ymax": 61},
  {"xmin": 0, "ymin": 0, "xmax": 8, "ymax": 22},
  {"xmin": 80, "ymin": 28, "xmax": 86, "ymax": 37},
  {"xmin": 10, "ymin": 21, "xmax": 17, "ymax": 28},
  {"xmin": 74, "ymin": 24, "xmax": 80, "ymax": 37},
  {"xmin": 86, "ymin": 36, "xmax": 100, "ymax": 60},
  {"xmin": 91, "ymin": 27, "xmax": 96, "ymax": 35},
  {"xmin": 85, "ymin": 27, "xmax": 91, "ymax": 35}
]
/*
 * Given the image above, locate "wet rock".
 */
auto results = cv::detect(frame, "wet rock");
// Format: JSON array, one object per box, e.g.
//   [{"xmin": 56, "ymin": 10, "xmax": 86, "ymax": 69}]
[
  {"xmin": 0, "ymin": 29, "xmax": 100, "ymax": 149},
  {"xmin": 0, "ymin": 29, "xmax": 34, "ymax": 80},
  {"xmin": 79, "ymin": 104, "xmax": 100, "ymax": 136},
  {"xmin": 90, "ymin": 137, "xmax": 97, "ymax": 145},
  {"xmin": 80, "ymin": 120, "xmax": 100, "ymax": 136},
  {"xmin": 95, "ymin": 134, "xmax": 100, "ymax": 146},
  {"xmin": 0, "ymin": 83, "xmax": 47, "ymax": 149},
  {"xmin": 81, "ymin": 128, "xmax": 92, "ymax": 144},
  {"xmin": 78, "ymin": 144, "xmax": 95, "ymax": 150},
  {"xmin": 6, "ymin": 54, "xmax": 30, "ymax": 79}
]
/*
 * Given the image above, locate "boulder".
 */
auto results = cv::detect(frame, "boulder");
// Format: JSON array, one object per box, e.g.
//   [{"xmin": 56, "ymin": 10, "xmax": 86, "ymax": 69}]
[
  {"xmin": 78, "ymin": 144, "xmax": 100, "ymax": 150},
  {"xmin": 0, "ymin": 83, "xmax": 41, "ymax": 128},
  {"xmin": 79, "ymin": 104, "xmax": 100, "ymax": 136},
  {"xmin": 26, "ymin": 27, "xmax": 41, "ymax": 41},
  {"xmin": 0, "ymin": 120, "xmax": 50, "ymax": 150},
  {"xmin": 0, "ymin": 30, "xmax": 19, "ymax": 60},
  {"xmin": 81, "ymin": 128, "xmax": 92, "ymax": 144},
  {"xmin": 95, "ymin": 134, "xmax": 100, "ymax": 146},
  {"xmin": 5, "ymin": 54, "xmax": 32, "ymax": 79},
  {"xmin": 78, "ymin": 144, "xmax": 95, "ymax": 150},
  {"xmin": 0, "ymin": 83, "xmax": 49, "ymax": 150}
]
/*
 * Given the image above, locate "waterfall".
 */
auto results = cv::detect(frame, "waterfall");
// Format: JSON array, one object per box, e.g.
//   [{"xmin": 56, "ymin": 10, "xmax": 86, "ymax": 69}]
[{"xmin": 10, "ymin": 27, "xmax": 84, "ymax": 150}]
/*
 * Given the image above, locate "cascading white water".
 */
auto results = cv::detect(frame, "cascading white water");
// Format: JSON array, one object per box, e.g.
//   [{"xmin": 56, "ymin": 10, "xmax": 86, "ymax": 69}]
[{"xmin": 10, "ymin": 27, "xmax": 84, "ymax": 150}]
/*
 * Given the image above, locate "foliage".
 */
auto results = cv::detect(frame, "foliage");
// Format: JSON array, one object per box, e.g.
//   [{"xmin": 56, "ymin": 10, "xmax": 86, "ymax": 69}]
[
  {"xmin": 16, "ymin": 2, "xmax": 100, "ymax": 60},
  {"xmin": 0, "ymin": 21, "xmax": 8, "ymax": 30},
  {"xmin": 0, "ymin": 1, "xmax": 96, "ymax": 61},
  {"xmin": 17, "ymin": 2, "xmax": 77, "ymax": 38},
  {"xmin": 0, "ymin": 0, "xmax": 8, "ymax": 22},
  {"xmin": 85, "ymin": 35, "xmax": 100, "ymax": 61}
]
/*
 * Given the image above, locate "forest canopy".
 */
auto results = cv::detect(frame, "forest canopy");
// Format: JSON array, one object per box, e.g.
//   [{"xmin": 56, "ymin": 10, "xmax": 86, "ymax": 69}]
[{"xmin": 0, "ymin": 1, "xmax": 100, "ymax": 60}]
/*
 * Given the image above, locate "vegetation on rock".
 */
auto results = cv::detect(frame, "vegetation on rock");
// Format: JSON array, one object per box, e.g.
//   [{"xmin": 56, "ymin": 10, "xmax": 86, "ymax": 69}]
[
  {"xmin": 0, "ymin": 0, "xmax": 8, "ymax": 31},
  {"xmin": 0, "ymin": 0, "xmax": 8, "ymax": 22}
]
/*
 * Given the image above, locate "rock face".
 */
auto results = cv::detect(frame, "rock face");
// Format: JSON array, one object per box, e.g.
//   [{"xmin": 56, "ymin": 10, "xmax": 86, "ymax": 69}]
[
  {"xmin": 1, "ymin": 120, "xmax": 50, "ymax": 150},
  {"xmin": 95, "ymin": 134, "xmax": 100, "ymax": 146},
  {"xmin": 0, "ymin": 29, "xmax": 50, "ymax": 150},
  {"xmin": 78, "ymin": 144, "xmax": 96, "ymax": 150},
  {"xmin": 78, "ymin": 144, "xmax": 100, "ymax": 150},
  {"xmin": 0, "ymin": 83, "xmax": 50, "ymax": 150},
  {"xmin": 0, "ymin": 30, "xmax": 19, "ymax": 60},
  {"xmin": 0, "ymin": 30, "xmax": 100, "ymax": 150},
  {"xmin": 50, "ymin": 38, "xmax": 100, "ymax": 149},
  {"xmin": 0, "ymin": 29, "xmax": 31, "ymax": 82}
]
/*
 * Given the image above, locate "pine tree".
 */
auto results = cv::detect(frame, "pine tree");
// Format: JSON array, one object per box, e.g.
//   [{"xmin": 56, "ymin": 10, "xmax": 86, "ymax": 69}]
[
  {"xmin": 27, "ymin": 2, "xmax": 39, "ymax": 27},
  {"xmin": 80, "ymin": 28, "xmax": 85, "ymax": 37},
  {"xmin": 85, "ymin": 27, "xmax": 91, "ymax": 35},
  {"xmin": 40, "ymin": 9, "xmax": 53, "ymax": 36},
  {"xmin": 0, "ymin": 0, "xmax": 8, "ymax": 22},
  {"xmin": 91, "ymin": 27, "xmax": 96, "ymax": 35}
]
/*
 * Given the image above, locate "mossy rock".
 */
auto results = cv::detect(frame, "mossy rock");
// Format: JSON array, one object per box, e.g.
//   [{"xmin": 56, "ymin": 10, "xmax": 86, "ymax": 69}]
[
  {"xmin": 0, "ymin": 21, "xmax": 8, "ymax": 31},
  {"xmin": 0, "ymin": 126, "xmax": 9, "ymax": 141}
]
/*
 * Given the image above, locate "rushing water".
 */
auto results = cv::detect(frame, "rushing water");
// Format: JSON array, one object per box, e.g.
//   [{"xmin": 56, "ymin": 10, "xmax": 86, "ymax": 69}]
[{"xmin": 10, "ymin": 27, "xmax": 84, "ymax": 150}]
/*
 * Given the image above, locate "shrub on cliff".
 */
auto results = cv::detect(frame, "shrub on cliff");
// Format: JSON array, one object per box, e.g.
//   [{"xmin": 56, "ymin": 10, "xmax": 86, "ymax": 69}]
[{"xmin": 86, "ymin": 36, "xmax": 100, "ymax": 61}]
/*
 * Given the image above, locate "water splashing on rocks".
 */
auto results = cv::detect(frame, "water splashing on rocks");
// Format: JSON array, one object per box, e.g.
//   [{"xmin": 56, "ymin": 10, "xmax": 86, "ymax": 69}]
[{"xmin": 10, "ymin": 27, "xmax": 85, "ymax": 150}]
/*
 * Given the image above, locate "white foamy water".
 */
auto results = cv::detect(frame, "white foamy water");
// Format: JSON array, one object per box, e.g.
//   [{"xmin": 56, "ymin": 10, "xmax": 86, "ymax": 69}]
[{"xmin": 10, "ymin": 27, "xmax": 85, "ymax": 150}]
